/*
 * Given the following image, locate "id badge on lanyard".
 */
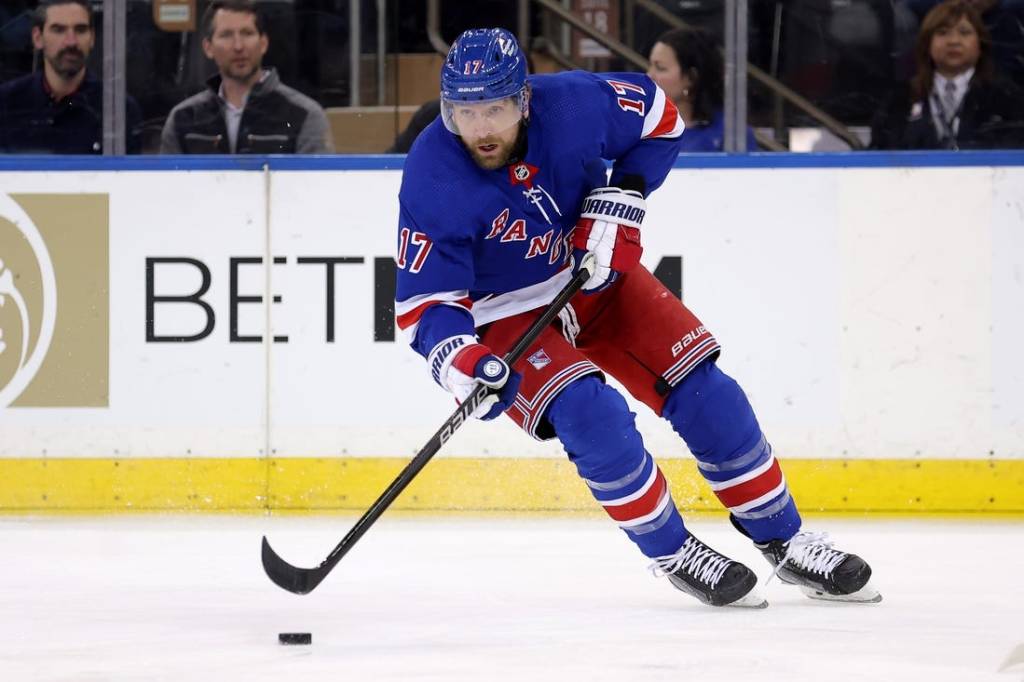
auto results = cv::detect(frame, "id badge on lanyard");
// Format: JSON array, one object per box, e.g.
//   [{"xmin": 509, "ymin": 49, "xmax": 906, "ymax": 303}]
[{"xmin": 931, "ymin": 92, "xmax": 962, "ymax": 150}]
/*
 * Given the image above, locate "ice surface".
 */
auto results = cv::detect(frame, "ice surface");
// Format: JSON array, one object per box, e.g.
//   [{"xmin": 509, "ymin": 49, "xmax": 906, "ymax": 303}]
[{"xmin": 1, "ymin": 515, "xmax": 1022, "ymax": 681}]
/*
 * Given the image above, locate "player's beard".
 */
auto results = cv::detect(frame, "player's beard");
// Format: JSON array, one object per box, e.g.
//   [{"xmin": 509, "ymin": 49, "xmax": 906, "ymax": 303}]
[
  {"xmin": 464, "ymin": 124, "xmax": 526, "ymax": 170},
  {"xmin": 466, "ymin": 135, "xmax": 515, "ymax": 170}
]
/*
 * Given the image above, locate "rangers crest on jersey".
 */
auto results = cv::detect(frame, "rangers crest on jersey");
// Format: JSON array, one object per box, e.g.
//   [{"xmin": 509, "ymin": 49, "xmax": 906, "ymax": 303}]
[{"xmin": 527, "ymin": 348, "xmax": 552, "ymax": 370}]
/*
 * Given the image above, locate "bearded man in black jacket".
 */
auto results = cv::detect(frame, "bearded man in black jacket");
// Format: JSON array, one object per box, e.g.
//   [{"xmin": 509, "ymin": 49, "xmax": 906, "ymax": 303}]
[{"xmin": 0, "ymin": 0, "xmax": 141, "ymax": 154}]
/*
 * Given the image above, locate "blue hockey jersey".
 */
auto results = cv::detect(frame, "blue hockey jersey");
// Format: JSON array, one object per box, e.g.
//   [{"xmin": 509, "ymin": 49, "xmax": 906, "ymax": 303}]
[{"xmin": 395, "ymin": 70, "xmax": 684, "ymax": 358}]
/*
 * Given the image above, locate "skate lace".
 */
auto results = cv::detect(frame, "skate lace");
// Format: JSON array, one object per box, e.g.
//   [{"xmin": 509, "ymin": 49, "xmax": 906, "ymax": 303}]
[
  {"xmin": 648, "ymin": 536, "xmax": 732, "ymax": 588},
  {"xmin": 769, "ymin": 531, "xmax": 847, "ymax": 583}
]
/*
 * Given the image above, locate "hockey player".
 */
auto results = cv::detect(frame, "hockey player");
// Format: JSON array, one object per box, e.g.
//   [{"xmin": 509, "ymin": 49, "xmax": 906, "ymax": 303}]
[{"xmin": 395, "ymin": 28, "xmax": 880, "ymax": 608}]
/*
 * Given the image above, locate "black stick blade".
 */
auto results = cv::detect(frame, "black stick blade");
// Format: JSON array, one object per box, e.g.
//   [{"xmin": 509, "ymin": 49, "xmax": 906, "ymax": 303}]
[
  {"xmin": 261, "ymin": 536, "xmax": 327, "ymax": 595},
  {"xmin": 257, "ymin": 261, "xmax": 595, "ymax": 597}
]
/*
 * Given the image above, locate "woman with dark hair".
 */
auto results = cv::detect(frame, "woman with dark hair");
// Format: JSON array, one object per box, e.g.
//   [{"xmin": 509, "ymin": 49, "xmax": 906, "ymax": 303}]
[
  {"xmin": 646, "ymin": 26, "xmax": 758, "ymax": 152},
  {"xmin": 870, "ymin": 0, "xmax": 1023, "ymax": 149}
]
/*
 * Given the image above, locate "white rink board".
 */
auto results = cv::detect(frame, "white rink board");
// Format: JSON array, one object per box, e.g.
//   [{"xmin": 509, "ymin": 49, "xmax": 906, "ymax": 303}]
[
  {"xmin": 0, "ymin": 172, "xmax": 267, "ymax": 456},
  {"xmin": 0, "ymin": 166, "xmax": 1022, "ymax": 459}
]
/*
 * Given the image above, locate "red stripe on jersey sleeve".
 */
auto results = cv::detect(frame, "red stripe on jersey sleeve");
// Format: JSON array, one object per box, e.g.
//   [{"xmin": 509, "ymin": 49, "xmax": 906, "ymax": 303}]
[
  {"xmin": 646, "ymin": 97, "xmax": 681, "ymax": 139},
  {"xmin": 396, "ymin": 298, "xmax": 472, "ymax": 331}
]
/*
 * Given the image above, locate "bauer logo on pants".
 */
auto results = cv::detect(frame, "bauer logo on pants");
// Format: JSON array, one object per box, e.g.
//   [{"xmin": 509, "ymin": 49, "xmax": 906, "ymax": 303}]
[{"xmin": 0, "ymin": 194, "xmax": 109, "ymax": 408}]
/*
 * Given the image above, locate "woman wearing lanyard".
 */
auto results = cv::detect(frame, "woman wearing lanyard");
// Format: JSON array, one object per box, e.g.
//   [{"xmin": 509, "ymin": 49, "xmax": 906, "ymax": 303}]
[{"xmin": 870, "ymin": 0, "xmax": 1024, "ymax": 150}]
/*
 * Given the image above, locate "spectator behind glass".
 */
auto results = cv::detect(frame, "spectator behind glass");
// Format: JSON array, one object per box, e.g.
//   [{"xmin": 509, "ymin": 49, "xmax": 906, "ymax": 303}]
[
  {"xmin": 160, "ymin": 0, "xmax": 334, "ymax": 154},
  {"xmin": 0, "ymin": 0, "xmax": 141, "ymax": 154},
  {"xmin": 646, "ymin": 26, "xmax": 758, "ymax": 152},
  {"xmin": 871, "ymin": 0, "xmax": 1024, "ymax": 149},
  {"xmin": 906, "ymin": 0, "xmax": 1024, "ymax": 89}
]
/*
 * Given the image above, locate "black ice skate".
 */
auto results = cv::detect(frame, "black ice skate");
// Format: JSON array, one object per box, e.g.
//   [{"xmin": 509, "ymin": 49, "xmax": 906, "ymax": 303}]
[
  {"xmin": 749, "ymin": 527, "xmax": 882, "ymax": 603},
  {"xmin": 650, "ymin": 534, "xmax": 767, "ymax": 608}
]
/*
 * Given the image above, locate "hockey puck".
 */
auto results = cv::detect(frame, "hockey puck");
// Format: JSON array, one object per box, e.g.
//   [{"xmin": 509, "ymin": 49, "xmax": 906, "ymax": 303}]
[{"xmin": 278, "ymin": 632, "xmax": 312, "ymax": 645}]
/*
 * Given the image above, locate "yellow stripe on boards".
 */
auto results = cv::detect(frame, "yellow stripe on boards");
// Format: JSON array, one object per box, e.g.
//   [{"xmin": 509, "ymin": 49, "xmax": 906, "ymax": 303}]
[
  {"xmin": 0, "ymin": 458, "xmax": 1021, "ymax": 514},
  {"xmin": 0, "ymin": 458, "xmax": 268, "ymax": 511}
]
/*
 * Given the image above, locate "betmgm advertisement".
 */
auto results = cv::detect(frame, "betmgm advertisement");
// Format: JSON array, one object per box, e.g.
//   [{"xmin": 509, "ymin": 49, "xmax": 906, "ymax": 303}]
[
  {"xmin": 0, "ymin": 166, "xmax": 1021, "ymax": 514},
  {"xmin": 0, "ymin": 194, "xmax": 108, "ymax": 410}
]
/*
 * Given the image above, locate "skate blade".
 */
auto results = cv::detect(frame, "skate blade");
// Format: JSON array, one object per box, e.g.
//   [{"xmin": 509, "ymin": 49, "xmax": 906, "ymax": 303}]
[
  {"xmin": 799, "ymin": 581, "xmax": 882, "ymax": 604},
  {"xmin": 727, "ymin": 588, "xmax": 769, "ymax": 609}
]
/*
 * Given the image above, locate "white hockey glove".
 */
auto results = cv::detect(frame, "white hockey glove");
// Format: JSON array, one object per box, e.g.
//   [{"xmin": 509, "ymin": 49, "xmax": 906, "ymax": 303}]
[
  {"xmin": 570, "ymin": 187, "xmax": 646, "ymax": 293},
  {"xmin": 427, "ymin": 335, "xmax": 522, "ymax": 421}
]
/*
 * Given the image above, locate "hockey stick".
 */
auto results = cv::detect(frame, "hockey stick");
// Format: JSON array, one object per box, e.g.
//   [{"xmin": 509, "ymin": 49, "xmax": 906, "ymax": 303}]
[{"xmin": 261, "ymin": 252, "xmax": 597, "ymax": 595}]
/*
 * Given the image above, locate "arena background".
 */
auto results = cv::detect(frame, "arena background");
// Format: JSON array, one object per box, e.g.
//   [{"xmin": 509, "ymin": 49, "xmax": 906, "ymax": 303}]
[{"xmin": 1, "ymin": 152, "xmax": 1021, "ymax": 515}]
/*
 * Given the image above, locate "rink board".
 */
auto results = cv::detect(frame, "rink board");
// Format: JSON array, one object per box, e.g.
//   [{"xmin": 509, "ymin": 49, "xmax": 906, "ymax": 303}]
[
  {"xmin": 0, "ymin": 154, "xmax": 1022, "ymax": 512},
  {"xmin": 1, "ymin": 457, "xmax": 1021, "ymax": 513}
]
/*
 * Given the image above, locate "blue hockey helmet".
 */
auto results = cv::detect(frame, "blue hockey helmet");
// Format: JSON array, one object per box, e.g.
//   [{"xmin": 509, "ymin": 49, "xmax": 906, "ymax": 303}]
[{"xmin": 440, "ymin": 28, "xmax": 529, "ymax": 136}]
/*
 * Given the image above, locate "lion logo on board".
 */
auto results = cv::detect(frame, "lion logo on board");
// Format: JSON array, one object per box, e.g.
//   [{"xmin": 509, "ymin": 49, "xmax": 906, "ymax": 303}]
[
  {"xmin": 0, "ymin": 193, "xmax": 108, "ymax": 409},
  {"xmin": 0, "ymin": 195, "xmax": 58, "ymax": 408}
]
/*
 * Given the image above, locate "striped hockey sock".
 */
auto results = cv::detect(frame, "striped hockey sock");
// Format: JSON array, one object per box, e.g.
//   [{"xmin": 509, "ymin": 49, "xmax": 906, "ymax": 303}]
[
  {"xmin": 548, "ymin": 376, "xmax": 689, "ymax": 558},
  {"xmin": 699, "ymin": 434, "xmax": 799, "ymax": 541},
  {"xmin": 663, "ymin": 360, "xmax": 801, "ymax": 543},
  {"xmin": 583, "ymin": 451, "xmax": 688, "ymax": 558}
]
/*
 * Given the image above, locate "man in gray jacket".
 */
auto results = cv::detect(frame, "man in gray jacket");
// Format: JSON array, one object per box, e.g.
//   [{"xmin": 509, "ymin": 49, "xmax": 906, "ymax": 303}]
[{"xmin": 160, "ymin": 0, "xmax": 334, "ymax": 154}]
